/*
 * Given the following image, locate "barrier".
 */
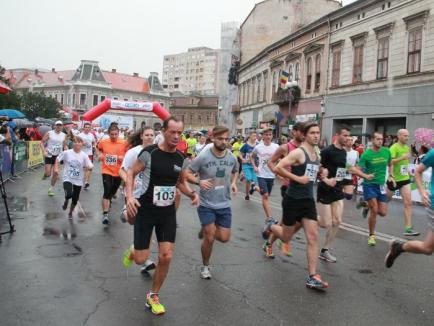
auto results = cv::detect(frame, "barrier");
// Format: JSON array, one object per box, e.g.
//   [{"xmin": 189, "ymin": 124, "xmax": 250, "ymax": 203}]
[
  {"xmin": 0, "ymin": 144, "xmax": 12, "ymax": 180},
  {"xmin": 27, "ymin": 141, "xmax": 44, "ymax": 168},
  {"xmin": 13, "ymin": 141, "xmax": 28, "ymax": 175}
]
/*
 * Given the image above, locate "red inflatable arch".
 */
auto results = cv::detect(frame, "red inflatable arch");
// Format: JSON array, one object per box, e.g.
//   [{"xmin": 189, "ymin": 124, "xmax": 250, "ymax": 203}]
[{"xmin": 82, "ymin": 99, "xmax": 170, "ymax": 122}]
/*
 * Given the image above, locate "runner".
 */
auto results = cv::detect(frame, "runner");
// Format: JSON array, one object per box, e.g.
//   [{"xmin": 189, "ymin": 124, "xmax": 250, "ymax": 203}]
[
  {"xmin": 343, "ymin": 136, "xmax": 359, "ymax": 200},
  {"xmin": 354, "ymin": 132, "xmax": 392, "ymax": 246},
  {"xmin": 239, "ymin": 131, "xmax": 258, "ymax": 200},
  {"xmin": 194, "ymin": 133, "xmax": 207, "ymax": 156},
  {"xmin": 385, "ymin": 146, "xmax": 434, "ymax": 267},
  {"xmin": 267, "ymin": 122, "xmax": 304, "ymax": 256},
  {"xmin": 250, "ymin": 128, "xmax": 279, "ymax": 238},
  {"xmin": 186, "ymin": 126, "xmax": 238, "ymax": 279},
  {"xmin": 264, "ymin": 122, "xmax": 330, "ymax": 290},
  {"xmin": 317, "ymin": 127, "xmax": 351, "ymax": 263},
  {"xmin": 123, "ymin": 116, "xmax": 199, "ymax": 315},
  {"xmin": 119, "ymin": 127, "xmax": 156, "ymax": 273},
  {"xmin": 387, "ymin": 129, "xmax": 420, "ymax": 236},
  {"xmin": 96, "ymin": 124, "xmax": 127, "ymax": 225},
  {"xmin": 54, "ymin": 137, "xmax": 93, "ymax": 218},
  {"xmin": 231, "ymin": 136, "xmax": 244, "ymax": 179},
  {"xmin": 78, "ymin": 122, "xmax": 96, "ymax": 189},
  {"xmin": 40, "ymin": 121, "xmax": 67, "ymax": 196},
  {"xmin": 186, "ymin": 131, "xmax": 197, "ymax": 159}
]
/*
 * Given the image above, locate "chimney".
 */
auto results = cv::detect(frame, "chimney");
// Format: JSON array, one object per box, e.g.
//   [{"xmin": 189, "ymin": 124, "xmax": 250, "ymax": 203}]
[
  {"xmin": 34, "ymin": 69, "xmax": 39, "ymax": 75},
  {"xmin": 133, "ymin": 72, "xmax": 139, "ymax": 77},
  {"xmin": 112, "ymin": 69, "xmax": 116, "ymax": 73},
  {"xmin": 51, "ymin": 68, "xmax": 56, "ymax": 73}
]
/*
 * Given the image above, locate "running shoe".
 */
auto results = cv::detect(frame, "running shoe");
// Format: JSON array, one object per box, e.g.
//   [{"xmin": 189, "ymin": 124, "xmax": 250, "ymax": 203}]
[
  {"xmin": 276, "ymin": 239, "xmax": 293, "ymax": 257},
  {"xmin": 62, "ymin": 200, "xmax": 68, "ymax": 211},
  {"xmin": 403, "ymin": 227, "xmax": 420, "ymax": 236},
  {"xmin": 120, "ymin": 206, "xmax": 127, "ymax": 223},
  {"xmin": 249, "ymin": 183, "xmax": 256, "ymax": 195},
  {"xmin": 41, "ymin": 174, "xmax": 48, "ymax": 180},
  {"xmin": 84, "ymin": 183, "xmax": 90, "ymax": 190},
  {"xmin": 385, "ymin": 240, "xmax": 403, "ymax": 268},
  {"xmin": 200, "ymin": 266, "xmax": 212, "ymax": 279},
  {"xmin": 141, "ymin": 259, "xmax": 156, "ymax": 273},
  {"xmin": 122, "ymin": 246, "xmax": 134, "ymax": 268},
  {"xmin": 244, "ymin": 195, "xmax": 250, "ymax": 201},
  {"xmin": 362, "ymin": 207, "xmax": 369, "ymax": 219},
  {"xmin": 48, "ymin": 188, "xmax": 55, "ymax": 196},
  {"xmin": 261, "ymin": 218, "xmax": 277, "ymax": 240},
  {"xmin": 356, "ymin": 198, "xmax": 367, "ymax": 209},
  {"xmin": 262, "ymin": 241, "xmax": 275, "ymax": 259},
  {"xmin": 102, "ymin": 214, "xmax": 110, "ymax": 225},
  {"xmin": 306, "ymin": 274, "xmax": 329, "ymax": 290},
  {"xmin": 68, "ymin": 212, "xmax": 73, "ymax": 220},
  {"xmin": 319, "ymin": 250, "xmax": 337, "ymax": 263},
  {"xmin": 368, "ymin": 235, "xmax": 376, "ymax": 246},
  {"xmin": 145, "ymin": 293, "xmax": 165, "ymax": 315}
]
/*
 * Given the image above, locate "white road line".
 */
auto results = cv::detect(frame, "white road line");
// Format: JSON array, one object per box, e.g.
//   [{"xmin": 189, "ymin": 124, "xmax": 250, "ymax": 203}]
[
  {"xmin": 237, "ymin": 192, "xmax": 406, "ymax": 243},
  {"xmin": 76, "ymin": 201, "xmax": 87, "ymax": 217}
]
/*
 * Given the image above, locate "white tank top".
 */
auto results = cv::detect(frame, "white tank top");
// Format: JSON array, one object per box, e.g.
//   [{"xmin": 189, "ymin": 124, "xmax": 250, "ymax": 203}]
[{"xmin": 46, "ymin": 130, "xmax": 66, "ymax": 156}]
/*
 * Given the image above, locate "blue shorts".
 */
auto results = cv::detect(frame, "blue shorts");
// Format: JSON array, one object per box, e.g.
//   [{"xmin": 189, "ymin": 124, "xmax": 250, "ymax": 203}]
[
  {"xmin": 257, "ymin": 177, "xmax": 274, "ymax": 195},
  {"xmin": 363, "ymin": 184, "xmax": 388, "ymax": 203},
  {"xmin": 242, "ymin": 164, "xmax": 257, "ymax": 183},
  {"xmin": 197, "ymin": 206, "xmax": 232, "ymax": 228}
]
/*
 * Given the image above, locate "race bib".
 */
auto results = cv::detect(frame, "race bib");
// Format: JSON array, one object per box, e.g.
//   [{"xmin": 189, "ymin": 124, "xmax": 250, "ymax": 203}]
[
  {"xmin": 51, "ymin": 145, "xmax": 62, "ymax": 156},
  {"xmin": 153, "ymin": 186, "xmax": 176, "ymax": 207},
  {"xmin": 305, "ymin": 164, "xmax": 319, "ymax": 182},
  {"xmin": 400, "ymin": 165, "xmax": 409, "ymax": 176},
  {"xmin": 105, "ymin": 155, "xmax": 117, "ymax": 166},
  {"xmin": 335, "ymin": 167, "xmax": 347, "ymax": 181},
  {"xmin": 380, "ymin": 185, "xmax": 387, "ymax": 195},
  {"xmin": 68, "ymin": 167, "xmax": 81, "ymax": 180}
]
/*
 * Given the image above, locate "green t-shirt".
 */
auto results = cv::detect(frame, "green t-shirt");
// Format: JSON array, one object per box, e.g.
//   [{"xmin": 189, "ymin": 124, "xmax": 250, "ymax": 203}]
[
  {"xmin": 232, "ymin": 141, "xmax": 243, "ymax": 157},
  {"xmin": 186, "ymin": 138, "xmax": 197, "ymax": 155},
  {"xmin": 358, "ymin": 147, "xmax": 391, "ymax": 185},
  {"xmin": 389, "ymin": 143, "xmax": 410, "ymax": 182}
]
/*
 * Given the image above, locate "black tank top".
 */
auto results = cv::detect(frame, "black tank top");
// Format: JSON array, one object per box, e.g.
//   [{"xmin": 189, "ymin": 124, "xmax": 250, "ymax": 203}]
[{"xmin": 286, "ymin": 147, "xmax": 320, "ymax": 199}]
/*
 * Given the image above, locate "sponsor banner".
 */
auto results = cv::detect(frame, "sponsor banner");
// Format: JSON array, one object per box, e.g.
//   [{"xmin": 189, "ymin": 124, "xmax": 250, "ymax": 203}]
[
  {"xmin": 110, "ymin": 100, "xmax": 153, "ymax": 112},
  {"xmin": 13, "ymin": 141, "xmax": 27, "ymax": 174},
  {"xmin": 93, "ymin": 114, "xmax": 134, "ymax": 130},
  {"xmin": 28, "ymin": 141, "xmax": 44, "ymax": 168},
  {"xmin": 0, "ymin": 144, "xmax": 12, "ymax": 179}
]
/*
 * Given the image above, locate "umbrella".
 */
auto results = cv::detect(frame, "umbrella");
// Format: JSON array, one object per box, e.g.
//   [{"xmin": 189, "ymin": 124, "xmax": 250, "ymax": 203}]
[
  {"xmin": 12, "ymin": 118, "xmax": 34, "ymax": 129},
  {"xmin": 0, "ymin": 81, "xmax": 12, "ymax": 94},
  {"xmin": 0, "ymin": 109, "xmax": 25, "ymax": 119},
  {"xmin": 414, "ymin": 128, "xmax": 434, "ymax": 148}
]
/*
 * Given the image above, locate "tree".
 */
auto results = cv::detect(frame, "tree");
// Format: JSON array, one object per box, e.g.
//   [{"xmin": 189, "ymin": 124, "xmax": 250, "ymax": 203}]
[
  {"xmin": 0, "ymin": 91, "xmax": 21, "ymax": 109},
  {"xmin": 20, "ymin": 92, "xmax": 62, "ymax": 120}
]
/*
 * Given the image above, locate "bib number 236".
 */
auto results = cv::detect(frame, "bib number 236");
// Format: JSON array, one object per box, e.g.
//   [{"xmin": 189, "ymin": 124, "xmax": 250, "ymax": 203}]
[{"xmin": 153, "ymin": 186, "xmax": 176, "ymax": 207}]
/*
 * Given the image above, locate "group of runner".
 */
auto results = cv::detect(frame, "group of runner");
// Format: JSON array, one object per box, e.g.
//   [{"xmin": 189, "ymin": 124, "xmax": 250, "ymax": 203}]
[{"xmin": 39, "ymin": 118, "xmax": 434, "ymax": 316}]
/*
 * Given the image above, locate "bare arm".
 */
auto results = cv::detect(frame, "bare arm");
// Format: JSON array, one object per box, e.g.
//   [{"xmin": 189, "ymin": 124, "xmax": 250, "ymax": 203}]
[
  {"xmin": 275, "ymin": 149, "xmax": 310, "ymax": 184},
  {"xmin": 267, "ymin": 145, "xmax": 286, "ymax": 174},
  {"xmin": 178, "ymin": 170, "xmax": 199, "ymax": 206},
  {"xmin": 348, "ymin": 166, "xmax": 374, "ymax": 180},
  {"xmin": 414, "ymin": 163, "xmax": 430, "ymax": 207},
  {"xmin": 40, "ymin": 132, "xmax": 49, "ymax": 155},
  {"xmin": 125, "ymin": 159, "xmax": 145, "ymax": 217}
]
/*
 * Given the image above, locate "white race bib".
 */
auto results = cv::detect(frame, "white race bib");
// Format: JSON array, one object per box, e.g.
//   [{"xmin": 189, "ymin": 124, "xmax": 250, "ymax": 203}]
[
  {"xmin": 51, "ymin": 145, "xmax": 62, "ymax": 156},
  {"xmin": 105, "ymin": 155, "xmax": 117, "ymax": 166},
  {"xmin": 380, "ymin": 185, "xmax": 387, "ymax": 195},
  {"xmin": 335, "ymin": 167, "xmax": 347, "ymax": 181},
  {"xmin": 153, "ymin": 186, "xmax": 176, "ymax": 207},
  {"xmin": 400, "ymin": 165, "xmax": 409, "ymax": 176},
  {"xmin": 68, "ymin": 167, "xmax": 81, "ymax": 179},
  {"xmin": 305, "ymin": 164, "xmax": 319, "ymax": 182}
]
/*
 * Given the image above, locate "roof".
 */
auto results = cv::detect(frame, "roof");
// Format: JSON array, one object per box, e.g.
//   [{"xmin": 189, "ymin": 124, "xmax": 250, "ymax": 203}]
[
  {"xmin": 102, "ymin": 71, "xmax": 149, "ymax": 93},
  {"xmin": 5, "ymin": 69, "xmax": 75, "ymax": 88}
]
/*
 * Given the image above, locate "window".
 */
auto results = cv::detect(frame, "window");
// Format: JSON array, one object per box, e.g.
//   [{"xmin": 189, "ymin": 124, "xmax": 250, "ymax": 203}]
[
  {"xmin": 295, "ymin": 63, "xmax": 300, "ymax": 81},
  {"xmin": 190, "ymin": 114, "xmax": 194, "ymax": 123},
  {"xmin": 272, "ymin": 72, "xmax": 277, "ymax": 94},
  {"xmin": 79, "ymin": 93, "xmax": 86, "ymax": 105},
  {"xmin": 377, "ymin": 37, "xmax": 389, "ymax": 79},
  {"xmin": 72, "ymin": 93, "xmax": 76, "ymax": 106},
  {"xmin": 124, "ymin": 98, "xmax": 128, "ymax": 101},
  {"xmin": 198, "ymin": 115, "xmax": 202, "ymax": 124},
  {"xmin": 60, "ymin": 93, "xmax": 64, "ymax": 105},
  {"xmin": 93, "ymin": 94, "xmax": 99, "ymax": 106},
  {"xmin": 288, "ymin": 65, "xmax": 293, "ymax": 81},
  {"xmin": 314, "ymin": 54, "xmax": 321, "ymax": 91},
  {"xmin": 263, "ymin": 72, "xmax": 268, "ymax": 101},
  {"xmin": 332, "ymin": 49, "xmax": 341, "ymax": 87},
  {"xmin": 100, "ymin": 95, "xmax": 105, "ymax": 102},
  {"xmin": 113, "ymin": 97, "xmax": 118, "ymax": 100},
  {"xmin": 353, "ymin": 45, "xmax": 364, "ymax": 83},
  {"xmin": 256, "ymin": 75, "xmax": 261, "ymax": 102},
  {"xmin": 407, "ymin": 29, "xmax": 422, "ymax": 74},
  {"xmin": 54, "ymin": 94, "xmax": 58, "ymax": 101},
  {"xmin": 306, "ymin": 58, "xmax": 312, "ymax": 92}
]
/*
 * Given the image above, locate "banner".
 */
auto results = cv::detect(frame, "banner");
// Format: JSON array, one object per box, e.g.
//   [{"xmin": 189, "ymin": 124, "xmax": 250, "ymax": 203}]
[
  {"xmin": 93, "ymin": 114, "xmax": 134, "ymax": 130},
  {"xmin": 28, "ymin": 141, "xmax": 44, "ymax": 168},
  {"xmin": 110, "ymin": 100, "xmax": 153, "ymax": 112},
  {"xmin": 13, "ymin": 141, "xmax": 28, "ymax": 174},
  {"xmin": 0, "ymin": 144, "xmax": 12, "ymax": 180}
]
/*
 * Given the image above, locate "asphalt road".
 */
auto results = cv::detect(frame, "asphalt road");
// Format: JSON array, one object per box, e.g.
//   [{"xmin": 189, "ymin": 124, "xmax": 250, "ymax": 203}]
[{"xmin": 0, "ymin": 165, "xmax": 433, "ymax": 326}]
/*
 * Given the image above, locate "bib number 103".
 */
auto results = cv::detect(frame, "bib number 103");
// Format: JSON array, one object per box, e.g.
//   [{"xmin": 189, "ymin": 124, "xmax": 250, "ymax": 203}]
[{"xmin": 153, "ymin": 186, "xmax": 176, "ymax": 207}]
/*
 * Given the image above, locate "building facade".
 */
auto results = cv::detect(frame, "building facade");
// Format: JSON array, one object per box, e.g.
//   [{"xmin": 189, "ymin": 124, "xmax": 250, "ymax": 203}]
[
  {"xmin": 162, "ymin": 47, "xmax": 220, "ymax": 95},
  {"xmin": 7, "ymin": 60, "xmax": 170, "ymax": 129},
  {"xmin": 169, "ymin": 94, "xmax": 218, "ymax": 131}
]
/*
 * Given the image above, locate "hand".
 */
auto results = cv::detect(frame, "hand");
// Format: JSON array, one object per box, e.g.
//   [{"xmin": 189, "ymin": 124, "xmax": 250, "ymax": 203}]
[
  {"xmin": 320, "ymin": 168, "xmax": 329, "ymax": 179},
  {"xmin": 421, "ymin": 190, "xmax": 431, "ymax": 207},
  {"xmin": 126, "ymin": 197, "xmax": 141, "ymax": 218},
  {"xmin": 297, "ymin": 175, "xmax": 311, "ymax": 185},
  {"xmin": 253, "ymin": 166, "xmax": 259, "ymax": 173},
  {"xmin": 365, "ymin": 174, "xmax": 375, "ymax": 181},
  {"xmin": 199, "ymin": 179, "xmax": 214, "ymax": 191},
  {"xmin": 231, "ymin": 182, "xmax": 238, "ymax": 193},
  {"xmin": 190, "ymin": 192, "xmax": 200, "ymax": 207}
]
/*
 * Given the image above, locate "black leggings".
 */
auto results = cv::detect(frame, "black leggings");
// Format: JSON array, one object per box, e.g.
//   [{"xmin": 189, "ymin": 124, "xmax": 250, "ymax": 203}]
[
  {"xmin": 63, "ymin": 182, "xmax": 82, "ymax": 205},
  {"xmin": 102, "ymin": 174, "xmax": 122, "ymax": 200}
]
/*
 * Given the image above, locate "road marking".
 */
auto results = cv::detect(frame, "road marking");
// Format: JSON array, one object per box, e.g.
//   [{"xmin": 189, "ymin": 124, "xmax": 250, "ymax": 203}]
[
  {"xmin": 238, "ymin": 192, "xmax": 406, "ymax": 243},
  {"xmin": 77, "ymin": 201, "xmax": 87, "ymax": 217}
]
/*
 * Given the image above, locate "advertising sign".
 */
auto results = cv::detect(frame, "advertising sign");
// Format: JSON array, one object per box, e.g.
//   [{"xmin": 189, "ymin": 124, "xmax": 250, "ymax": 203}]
[{"xmin": 28, "ymin": 141, "xmax": 44, "ymax": 168}]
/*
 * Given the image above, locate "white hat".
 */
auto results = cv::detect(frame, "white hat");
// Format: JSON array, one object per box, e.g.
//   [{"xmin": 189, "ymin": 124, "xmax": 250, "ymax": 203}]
[{"xmin": 54, "ymin": 120, "xmax": 63, "ymax": 125}]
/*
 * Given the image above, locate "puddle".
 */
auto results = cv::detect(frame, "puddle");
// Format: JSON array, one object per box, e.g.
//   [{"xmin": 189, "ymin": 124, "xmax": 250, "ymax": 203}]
[
  {"xmin": 37, "ymin": 242, "xmax": 83, "ymax": 258},
  {"xmin": 45, "ymin": 212, "xmax": 64, "ymax": 220},
  {"xmin": 9, "ymin": 196, "xmax": 29, "ymax": 212},
  {"xmin": 43, "ymin": 223, "xmax": 77, "ymax": 240},
  {"xmin": 358, "ymin": 269, "xmax": 373, "ymax": 274}
]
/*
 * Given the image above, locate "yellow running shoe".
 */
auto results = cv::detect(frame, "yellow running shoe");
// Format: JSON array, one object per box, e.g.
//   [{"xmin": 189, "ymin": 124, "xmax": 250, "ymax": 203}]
[
  {"xmin": 122, "ymin": 246, "xmax": 134, "ymax": 268},
  {"xmin": 368, "ymin": 235, "xmax": 376, "ymax": 246},
  {"xmin": 276, "ymin": 239, "xmax": 293, "ymax": 257},
  {"xmin": 146, "ymin": 293, "xmax": 166, "ymax": 315}
]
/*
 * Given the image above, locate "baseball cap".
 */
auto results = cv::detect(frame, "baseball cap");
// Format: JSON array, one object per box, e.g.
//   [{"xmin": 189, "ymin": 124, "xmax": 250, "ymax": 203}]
[
  {"xmin": 292, "ymin": 121, "xmax": 304, "ymax": 131},
  {"xmin": 54, "ymin": 120, "xmax": 63, "ymax": 126}
]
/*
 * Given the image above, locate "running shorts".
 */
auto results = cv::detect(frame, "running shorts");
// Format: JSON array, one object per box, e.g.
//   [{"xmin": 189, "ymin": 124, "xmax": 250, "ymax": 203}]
[
  {"xmin": 386, "ymin": 179, "xmax": 410, "ymax": 192},
  {"xmin": 317, "ymin": 183, "xmax": 344, "ymax": 205},
  {"xmin": 362, "ymin": 184, "xmax": 388, "ymax": 203},
  {"xmin": 197, "ymin": 205, "xmax": 232, "ymax": 228},
  {"xmin": 45, "ymin": 155, "xmax": 58, "ymax": 165},
  {"xmin": 257, "ymin": 177, "xmax": 274, "ymax": 196},
  {"xmin": 282, "ymin": 196, "xmax": 317, "ymax": 226},
  {"xmin": 102, "ymin": 174, "xmax": 122, "ymax": 200},
  {"xmin": 63, "ymin": 182, "xmax": 82, "ymax": 205},
  {"xmin": 242, "ymin": 164, "xmax": 257, "ymax": 183}
]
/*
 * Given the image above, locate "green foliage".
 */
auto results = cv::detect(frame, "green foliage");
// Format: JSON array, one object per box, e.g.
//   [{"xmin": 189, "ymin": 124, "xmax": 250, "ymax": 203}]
[
  {"xmin": 20, "ymin": 92, "xmax": 62, "ymax": 120},
  {"xmin": 0, "ymin": 91, "xmax": 21, "ymax": 109}
]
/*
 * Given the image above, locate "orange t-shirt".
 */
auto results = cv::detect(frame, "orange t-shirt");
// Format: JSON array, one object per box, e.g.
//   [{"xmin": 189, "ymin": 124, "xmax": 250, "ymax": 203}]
[{"xmin": 97, "ymin": 138, "xmax": 127, "ymax": 176}]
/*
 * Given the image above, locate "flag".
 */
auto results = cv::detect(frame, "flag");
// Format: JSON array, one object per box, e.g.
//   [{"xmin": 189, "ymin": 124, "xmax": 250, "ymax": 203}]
[{"xmin": 280, "ymin": 70, "xmax": 289, "ymax": 85}]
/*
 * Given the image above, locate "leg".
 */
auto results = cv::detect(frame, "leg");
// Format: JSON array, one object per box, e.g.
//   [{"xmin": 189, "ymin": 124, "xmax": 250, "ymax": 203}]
[
  {"xmin": 262, "ymin": 193, "xmax": 272, "ymax": 220},
  {"xmin": 323, "ymin": 200, "xmax": 343, "ymax": 250},
  {"xmin": 69, "ymin": 185, "xmax": 82, "ymax": 215},
  {"xmin": 201, "ymin": 223, "xmax": 217, "ymax": 266},
  {"xmin": 151, "ymin": 242, "xmax": 174, "ymax": 293},
  {"xmin": 367, "ymin": 199, "xmax": 379, "ymax": 235},
  {"xmin": 302, "ymin": 219, "xmax": 320, "ymax": 276},
  {"xmin": 63, "ymin": 182, "xmax": 73, "ymax": 210},
  {"xmin": 400, "ymin": 184, "xmax": 412, "ymax": 228},
  {"xmin": 377, "ymin": 201, "xmax": 388, "ymax": 217},
  {"xmin": 270, "ymin": 224, "xmax": 297, "ymax": 243},
  {"xmin": 174, "ymin": 189, "xmax": 181, "ymax": 211},
  {"xmin": 44, "ymin": 163, "xmax": 52, "ymax": 178},
  {"xmin": 85, "ymin": 168, "xmax": 92, "ymax": 185},
  {"xmin": 102, "ymin": 174, "xmax": 113, "ymax": 213},
  {"xmin": 402, "ymin": 231, "xmax": 434, "ymax": 255}
]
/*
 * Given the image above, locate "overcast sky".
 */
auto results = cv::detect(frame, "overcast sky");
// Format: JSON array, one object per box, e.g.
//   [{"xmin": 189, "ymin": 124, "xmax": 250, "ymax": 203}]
[{"xmin": 2, "ymin": 0, "xmax": 356, "ymax": 77}]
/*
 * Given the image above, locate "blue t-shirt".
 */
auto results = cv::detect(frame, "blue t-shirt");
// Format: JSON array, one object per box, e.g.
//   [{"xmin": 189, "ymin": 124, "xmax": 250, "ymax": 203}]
[
  {"xmin": 421, "ymin": 149, "xmax": 434, "ymax": 208},
  {"xmin": 240, "ymin": 143, "xmax": 255, "ymax": 166}
]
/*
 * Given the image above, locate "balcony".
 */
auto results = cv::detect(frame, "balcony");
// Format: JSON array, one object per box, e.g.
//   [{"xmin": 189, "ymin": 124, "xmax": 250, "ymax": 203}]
[
  {"xmin": 271, "ymin": 88, "xmax": 291, "ymax": 105},
  {"xmin": 231, "ymin": 105, "xmax": 241, "ymax": 113}
]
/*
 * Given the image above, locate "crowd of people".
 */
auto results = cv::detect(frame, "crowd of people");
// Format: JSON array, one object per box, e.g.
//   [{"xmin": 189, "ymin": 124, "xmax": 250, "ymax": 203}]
[{"xmin": 36, "ymin": 117, "xmax": 434, "ymax": 316}]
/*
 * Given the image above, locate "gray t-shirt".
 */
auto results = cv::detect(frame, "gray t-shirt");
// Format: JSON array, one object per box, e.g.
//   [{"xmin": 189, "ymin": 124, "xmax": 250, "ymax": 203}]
[{"xmin": 189, "ymin": 147, "xmax": 239, "ymax": 209}]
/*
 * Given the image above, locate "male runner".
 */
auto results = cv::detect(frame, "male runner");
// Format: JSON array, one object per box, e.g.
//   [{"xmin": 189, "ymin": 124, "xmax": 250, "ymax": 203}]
[
  {"xmin": 124, "ymin": 116, "xmax": 199, "ymax": 315},
  {"xmin": 96, "ymin": 124, "xmax": 127, "ymax": 225},
  {"xmin": 54, "ymin": 137, "xmax": 93, "ymax": 218},
  {"xmin": 264, "ymin": 122, "xmax": 330, "ymax": 290},
  {"xmin": 186, "ymin": 131, "xmax": 197, "ymax": 159},
  {"xmin": 250, "ymin": 128, "xmax": 279, "ymax": 237},
  {"xmin": 354, "ymin": 132, "xmax": 392, "ymax": 246},
  {"xmin": 187, "ymin": 126, "xmax": 238, "ymax": 279},
  {"xmin": 41, "ymin": 121, "xmax": 67, "ymax": 196},
  {"xmin": 78, "ymin": 122, "xmax": 96, "ymax": 189},
  {"xmin": 385, "ymin": 147, "xmax": 434, "ymax": 267},
  {"xmin": 388, "ymin": 129, "xmax": 420, "ymax": 236},
  {"xmin": 343, "ymin": 136, "xmax": 359, "ymax": 199},
  {"xmin": 317, "ymin": 127, "xmax": 350, "ymax": 263},
  {"xmin": 267, "ymin": 122, "xmax": 304, "ymax": 256},
  {"xmin": 239, "ymin": 131, "xmax": 257, "ymax": 200}
]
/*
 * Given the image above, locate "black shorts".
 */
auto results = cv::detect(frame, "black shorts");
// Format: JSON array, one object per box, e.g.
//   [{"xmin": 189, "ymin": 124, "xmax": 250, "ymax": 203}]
[
  {"xmin": 45, "ymin": 155, "xmax": 58, "ymax": 165},
  {"xmin": 63, "ymin": 182, "xmax": 82, "ymax": 205},
  {"xmin": 282, "ymin": 196, "xmax": 317, "ymax": 226},
  {"xmin": 317, "ymin": 183, "xmax": 344, "ymax": 205},
  {"xmin": 387, "ymin": 179, "xmax": 411, "ymax": 191},
  {"xmin": 102, "ymin": 174, "xmax": 122, "ymax": 200},
  {"xmin": 134, "ymin": 205, "xmax": 177, "ymax": 250},
  {"xmin": 280, "ymin": 185, "xmax": 288, "ymax": 198},
  {"xmin": 257, "ymin": 177, "xmax": 274, "ymax": 195},
  {"xmin": 342, "ymin": 179, "xmax": 353, "ymax": 186}
]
